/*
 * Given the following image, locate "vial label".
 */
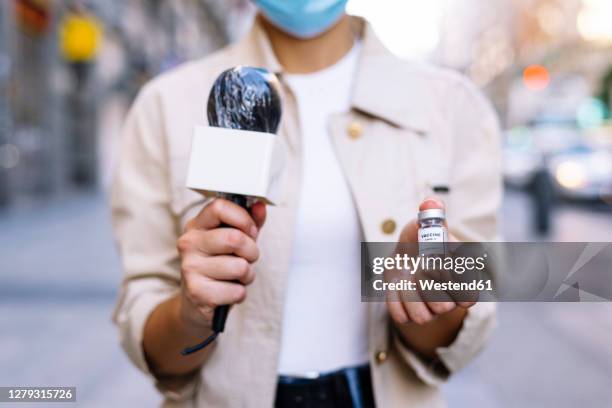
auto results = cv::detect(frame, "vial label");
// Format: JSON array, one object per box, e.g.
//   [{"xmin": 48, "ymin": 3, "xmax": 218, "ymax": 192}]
[
  {"xmin": 418, "ymin": 226, "xmax": 447, "ymax": 256},
  {"xmin": 418, "ymin": 226, "xmax": 447, "ymax": 242}
]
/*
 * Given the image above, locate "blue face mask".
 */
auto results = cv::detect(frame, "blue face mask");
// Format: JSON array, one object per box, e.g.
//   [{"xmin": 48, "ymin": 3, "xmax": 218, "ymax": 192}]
[{"xmin": 253, "ymin": 0, "xmax": 348, "ymax": 39}]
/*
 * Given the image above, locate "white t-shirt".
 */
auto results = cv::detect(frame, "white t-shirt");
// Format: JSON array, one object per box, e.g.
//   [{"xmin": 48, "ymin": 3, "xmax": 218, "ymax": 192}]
[{"xmin": 278, "ymin": 42, "xmax": 368, "ymax": 376}]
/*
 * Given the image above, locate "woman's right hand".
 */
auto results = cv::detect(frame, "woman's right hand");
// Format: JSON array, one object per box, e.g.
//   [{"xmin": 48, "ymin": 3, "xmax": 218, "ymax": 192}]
[{"xmin": 176, "ymin": 198, "xmax": 267, "ymax": 332}]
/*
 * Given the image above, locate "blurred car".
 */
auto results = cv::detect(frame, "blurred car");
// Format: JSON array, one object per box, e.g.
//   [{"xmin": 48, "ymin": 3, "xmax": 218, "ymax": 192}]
[
  {"xmin": 504, "ymin": 121, "xmax": 612, "ymax": 201},
  {"xmin": 503, "ymin": 115, "xmax": 582, "ymax": 189},
  {"xmin": 548, "ymin": 146, "xmax": 612, "ymax": 200}
]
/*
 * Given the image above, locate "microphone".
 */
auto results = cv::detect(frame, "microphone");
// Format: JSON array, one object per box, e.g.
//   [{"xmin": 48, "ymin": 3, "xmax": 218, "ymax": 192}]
[{"xmin": 182, "ymin": 67, "xmax": 283, "ymax": 355}]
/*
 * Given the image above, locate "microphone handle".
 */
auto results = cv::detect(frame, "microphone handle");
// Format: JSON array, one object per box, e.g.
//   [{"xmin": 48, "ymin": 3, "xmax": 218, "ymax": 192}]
[{"xmin": 213, "ymin": 193, "xmax": 248, "ymax": 334}]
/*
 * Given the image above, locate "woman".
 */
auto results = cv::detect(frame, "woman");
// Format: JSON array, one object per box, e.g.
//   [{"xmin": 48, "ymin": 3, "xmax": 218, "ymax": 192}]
[{"xmin": 112, "ymin": 1, "xmax": 501, "ymax": 407}]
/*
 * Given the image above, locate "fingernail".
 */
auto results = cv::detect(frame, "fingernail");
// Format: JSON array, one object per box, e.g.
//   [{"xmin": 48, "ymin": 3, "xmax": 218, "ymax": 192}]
[{"xmin": 250, "ymin": 226, "xmax": 258, "ymax": 239}]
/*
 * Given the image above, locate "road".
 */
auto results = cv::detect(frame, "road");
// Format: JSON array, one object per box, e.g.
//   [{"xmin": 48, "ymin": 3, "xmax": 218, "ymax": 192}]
[{"xmin": 1, "ymin": 190, "xmax": 611, "ymax": 407}]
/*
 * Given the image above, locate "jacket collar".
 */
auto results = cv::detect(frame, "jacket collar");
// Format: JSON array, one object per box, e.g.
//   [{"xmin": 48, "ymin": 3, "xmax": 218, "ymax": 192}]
[{"xmin": 233, "ymin": 16, "xmax": 429, "ymax": 134}]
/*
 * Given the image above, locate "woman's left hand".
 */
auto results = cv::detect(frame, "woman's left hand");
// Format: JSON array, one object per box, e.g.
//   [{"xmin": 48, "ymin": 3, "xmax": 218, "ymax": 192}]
[{"xmin": 386, "ymin": 198, "xmax": 476, "ymax": 326}]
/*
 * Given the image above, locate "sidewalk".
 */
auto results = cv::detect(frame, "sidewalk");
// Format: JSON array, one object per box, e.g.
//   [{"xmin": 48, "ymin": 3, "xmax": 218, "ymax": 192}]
[{"xmin": 0, "ymin": 191, "xmax": 159, "ymax": 407}]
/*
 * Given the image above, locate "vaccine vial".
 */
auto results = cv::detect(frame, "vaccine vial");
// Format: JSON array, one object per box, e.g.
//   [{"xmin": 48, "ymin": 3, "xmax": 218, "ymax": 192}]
[{"xmin": 418, "ymin": 208, "xmax": 447, "ymax": 256}]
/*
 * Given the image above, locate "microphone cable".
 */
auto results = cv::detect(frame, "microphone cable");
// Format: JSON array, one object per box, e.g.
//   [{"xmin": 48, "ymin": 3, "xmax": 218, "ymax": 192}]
[{"xmin": 181, "ymin": 303, "xmax": 230, "ymax": 355}]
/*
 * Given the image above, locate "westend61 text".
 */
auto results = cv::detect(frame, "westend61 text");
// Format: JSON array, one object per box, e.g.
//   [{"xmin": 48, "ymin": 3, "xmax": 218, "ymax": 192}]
[{"xmin": 372, "ymin": 279, "xmax": 493, "ymax": 292}]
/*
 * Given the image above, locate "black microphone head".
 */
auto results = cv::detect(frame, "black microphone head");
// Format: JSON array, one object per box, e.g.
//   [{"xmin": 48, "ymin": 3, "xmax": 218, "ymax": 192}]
[{"xmin": 207, "ymin": 66, "xmax": 282, "ymax": 134}]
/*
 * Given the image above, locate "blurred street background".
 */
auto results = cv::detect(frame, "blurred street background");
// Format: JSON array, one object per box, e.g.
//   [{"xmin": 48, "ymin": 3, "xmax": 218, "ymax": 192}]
[{"xmin": 1, "ymin": 0, "xmax": 612, "ymax": 407}]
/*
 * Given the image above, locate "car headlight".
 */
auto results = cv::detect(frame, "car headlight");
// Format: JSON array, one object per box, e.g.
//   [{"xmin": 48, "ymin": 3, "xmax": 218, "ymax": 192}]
[{"xmin": 555, "ymin": 160, "xmax": 587, "ymax": 189}]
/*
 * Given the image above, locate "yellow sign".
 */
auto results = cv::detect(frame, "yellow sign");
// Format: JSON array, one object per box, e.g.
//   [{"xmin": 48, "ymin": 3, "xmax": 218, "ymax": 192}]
[{"xmin": 60, "ymin": 13, "xmax": 102, "ymax": 62}]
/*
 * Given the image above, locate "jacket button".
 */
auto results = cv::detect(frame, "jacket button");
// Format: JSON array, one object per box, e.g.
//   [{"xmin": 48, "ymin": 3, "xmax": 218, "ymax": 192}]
[
  {"xmin": 347, "ymin": 121, "xmax": 363, "ymax": 139},
  {"xmin": 381, "ymin": 219, "xmax": 396, "ymax": 235},
  {"xmin": 375, "ymin": 350, "xmax": 388, "ymax": 364}
]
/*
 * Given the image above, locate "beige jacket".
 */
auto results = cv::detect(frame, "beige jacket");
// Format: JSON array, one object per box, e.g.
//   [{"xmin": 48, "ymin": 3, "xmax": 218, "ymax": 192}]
[{"xmin": 112, "ymin": 17, "xmax": 501, "ymax": 408}]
